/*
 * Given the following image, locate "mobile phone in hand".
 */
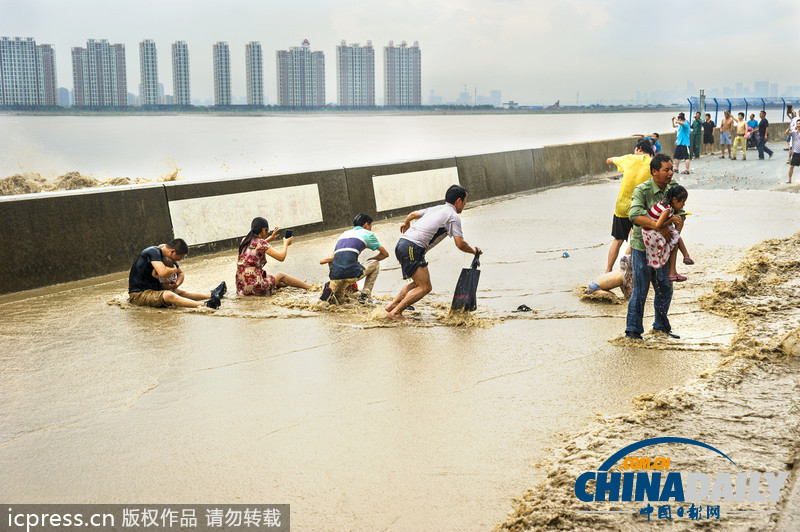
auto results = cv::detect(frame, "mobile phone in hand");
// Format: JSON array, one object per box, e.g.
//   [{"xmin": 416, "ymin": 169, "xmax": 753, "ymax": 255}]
[{"xmin": 284, "ymin": 229, "xmax": 293, "ymax": 239}]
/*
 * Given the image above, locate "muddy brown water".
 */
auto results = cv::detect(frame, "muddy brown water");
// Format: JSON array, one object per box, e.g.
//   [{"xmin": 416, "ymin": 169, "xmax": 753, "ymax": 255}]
[{"xmin": 2, "ymin": 169, "xmax": 800, "ymax": 530}]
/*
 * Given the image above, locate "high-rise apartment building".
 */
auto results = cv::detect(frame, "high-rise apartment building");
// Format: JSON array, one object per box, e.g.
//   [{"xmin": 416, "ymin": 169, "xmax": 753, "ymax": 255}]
[
  {"xmin": 37, "ymin": 44, "xmax": 57, "ymax": 106},
  {"xmin": 213, "ymin": 42, "xmax": 231, "ymax": 106},
  {"xmin": 384, "ymin": 41, "xmax": 421, "ymax": 107},
  {"xmin": 139, "ymin": 39, "xmax": 159, "ymax": 106},
  {"xmin": 336, "ymin": 40, "xmax": 374, "ymax": 107},
  {"xmin": 171, "ymin": 41, "xmax": 190, "ymax": 106},
  {"xmin": 245, "ymin": 42, "xmax": 264, "ymax": 106},
  {"xmin": 276, "ymin": 39, "xmax": 325, "ymax": 107},
  {"xmin": 0, "ymin": 37, "xmax": 58, "ymax": 106},
  {"xmin": 71, "ymin": 39, "xmax": 127, "ymax": 107}
]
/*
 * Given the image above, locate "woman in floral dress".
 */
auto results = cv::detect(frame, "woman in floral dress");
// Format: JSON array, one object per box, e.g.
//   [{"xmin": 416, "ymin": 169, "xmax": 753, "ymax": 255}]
[{"xmin": 236, "ymin": 217, "xmax": 311, "ymax": 296}]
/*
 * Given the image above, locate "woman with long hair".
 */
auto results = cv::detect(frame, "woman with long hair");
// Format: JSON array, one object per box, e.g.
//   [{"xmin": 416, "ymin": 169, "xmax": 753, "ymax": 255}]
[{"xmin": 235, "ymin": 217, "xmax": 311, "ymax": 296}]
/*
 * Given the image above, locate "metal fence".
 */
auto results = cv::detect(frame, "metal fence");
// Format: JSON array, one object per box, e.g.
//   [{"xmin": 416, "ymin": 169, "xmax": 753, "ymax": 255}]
[{"xmin": 687, "ymin": 97, "xmax": 797, "ymax": 124}]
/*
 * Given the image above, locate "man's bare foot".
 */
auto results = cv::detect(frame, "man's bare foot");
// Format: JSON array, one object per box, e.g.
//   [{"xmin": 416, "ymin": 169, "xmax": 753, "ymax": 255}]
[
  {"xmin": 384, "ymin": 304, "xmax": 395, "ymax": 313},
  {"xmin": 387, "ymin": 311, "xmax": 409, "ymax": 322}
]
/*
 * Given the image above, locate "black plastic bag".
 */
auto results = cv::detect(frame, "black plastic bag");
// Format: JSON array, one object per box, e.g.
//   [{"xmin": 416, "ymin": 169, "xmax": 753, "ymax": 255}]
[{"xmin": 451, "ymin": 252, "xmax": 482, "ymax": 312}]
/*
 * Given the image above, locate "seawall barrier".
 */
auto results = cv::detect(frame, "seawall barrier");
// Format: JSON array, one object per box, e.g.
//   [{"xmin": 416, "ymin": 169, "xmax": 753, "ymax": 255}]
[{"xmin": 0, "ymin": 123, "xmax": 786, "ymax": 295}]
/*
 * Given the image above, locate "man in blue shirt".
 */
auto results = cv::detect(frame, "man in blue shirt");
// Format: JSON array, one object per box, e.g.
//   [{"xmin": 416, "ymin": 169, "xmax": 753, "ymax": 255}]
[
  {"xmin": 671, "ymin": 113, "xmax": 691, "ymax": 174},
  {"xmin": 320, "ymin": 214, "xmax": 388, "ymax": 304}
]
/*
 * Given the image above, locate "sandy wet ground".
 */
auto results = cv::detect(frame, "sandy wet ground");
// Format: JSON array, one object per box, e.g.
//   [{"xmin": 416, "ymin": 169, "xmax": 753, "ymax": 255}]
[{"xmin": 1, "ymin": 141, "xmax": 799, "ymax": 530}]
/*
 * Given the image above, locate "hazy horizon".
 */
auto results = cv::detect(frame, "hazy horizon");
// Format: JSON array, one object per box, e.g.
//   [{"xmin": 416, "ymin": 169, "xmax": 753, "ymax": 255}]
[{"xmin": 1, "ymin": 0, "xmax": 797, "ymax": 106}]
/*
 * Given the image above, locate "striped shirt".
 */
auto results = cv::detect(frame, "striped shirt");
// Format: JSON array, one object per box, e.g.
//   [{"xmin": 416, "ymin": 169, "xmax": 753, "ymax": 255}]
[{"xmin": 329, "ymin": 226, "xmax": 381, "ymax": 280}]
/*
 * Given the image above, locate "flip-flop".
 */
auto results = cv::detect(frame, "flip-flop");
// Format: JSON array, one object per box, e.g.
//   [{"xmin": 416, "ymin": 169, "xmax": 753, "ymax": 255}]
[
  {"xmin": 513, "ymin": 304, "xmax": 532, "ymax": 312},
  {"xmin": 585, "ymin": 281, "xmax": 601, "ymax": 294},
  {"xmin": 669, "ymin": 274, "xmax": 687, "ymax": 282},
  {"xmin": 683, "ymin": 257, "xmax": 695, "ymax": 265}
]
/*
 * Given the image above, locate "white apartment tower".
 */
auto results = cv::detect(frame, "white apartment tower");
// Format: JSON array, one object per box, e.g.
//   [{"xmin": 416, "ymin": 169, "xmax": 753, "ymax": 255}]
[
  {"xmin": 171, "ymin": 41, "xmax": 190, "ymax": 106},
  {"xmin": 139, "ymin": 39, "xmax": 159, "ymax": 106},
  {"xmin": 213, "ymin": 42, "xmax": 231, "ymax": 106},
  {"xmin": 245, "ymin": 42, "xmax": 264, "ymax": 106},
  {"xmin": 0, "ymin": 37, "xmax": 58, "ymax": 106},
  {"xmin": 336, "ymin": 40, "xmax": 375, "ymax": 107},
  {"xmin": 276, "ymin": 39, "xmax": 325, "ymax": 107},
  {"xmin": 384, "ymin": 41, "xmax": 421, "ymax": 107},
  {"xmin": 71, "ymin": 39, "xmax": 127, "ymax": 107}
]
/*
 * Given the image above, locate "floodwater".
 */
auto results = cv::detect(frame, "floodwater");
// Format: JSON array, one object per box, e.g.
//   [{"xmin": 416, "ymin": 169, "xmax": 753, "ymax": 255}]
[
  {"xmin": 0, "ymin": 111, "xmax": 681, "ymax": 182},
  {"xmin": 2, "ymin": 159, "xmax": 800, "ymax": 530}
]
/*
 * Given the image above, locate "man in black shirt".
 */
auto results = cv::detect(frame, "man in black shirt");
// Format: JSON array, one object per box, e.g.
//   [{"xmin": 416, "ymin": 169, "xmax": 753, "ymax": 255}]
[
  {"xmin": 757, "ymin": 110, "xmax": 774, "ymax": 160},
  {"xmin": 128, "ymin": 238, "xmax": 225, "ymax": 308}
]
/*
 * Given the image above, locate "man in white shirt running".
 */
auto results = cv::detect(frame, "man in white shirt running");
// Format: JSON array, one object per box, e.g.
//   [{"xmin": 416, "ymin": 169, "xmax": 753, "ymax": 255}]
[{"xmin": 386, "ymin": 185, "xmax": 481, "ymax": 321}]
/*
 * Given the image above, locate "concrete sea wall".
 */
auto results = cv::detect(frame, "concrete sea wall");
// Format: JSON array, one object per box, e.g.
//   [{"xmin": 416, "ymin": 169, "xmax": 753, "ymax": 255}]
[{"xmin": 0, "ymin": 124, "xmax": 787, "ymax": 294}]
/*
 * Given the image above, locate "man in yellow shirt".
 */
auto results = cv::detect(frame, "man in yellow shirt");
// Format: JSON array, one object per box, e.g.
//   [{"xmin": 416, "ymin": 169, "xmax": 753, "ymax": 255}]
[{"xmin": 604, "ymin": 138, "xmax": 654, "ymax": 272}]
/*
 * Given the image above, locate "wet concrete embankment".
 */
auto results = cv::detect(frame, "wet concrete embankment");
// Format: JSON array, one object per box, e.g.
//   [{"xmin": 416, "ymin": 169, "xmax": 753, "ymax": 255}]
[{"xmin": 0, "ymin": 129, "xmax": 666, "ymax": 295}]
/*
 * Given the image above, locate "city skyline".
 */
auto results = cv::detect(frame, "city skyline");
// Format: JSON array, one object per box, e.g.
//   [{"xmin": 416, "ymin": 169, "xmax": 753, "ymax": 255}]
[{"xmin": 0, "ymin": 0, "xmax": 797, "ymax": 106}]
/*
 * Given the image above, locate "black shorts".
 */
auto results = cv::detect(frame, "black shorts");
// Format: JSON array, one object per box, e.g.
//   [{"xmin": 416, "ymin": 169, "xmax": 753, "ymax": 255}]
[
  {"xmin": 674, "ymin": 145, "xmax": 690, "ymax": 160},
  {"xmin": 395, "ymin": 238, "xmax": 428, "ymax": 279},
  {"xmin": 703, "ymin": 134, "xmax": 714, "ymax": 144},
  {"xmin": 792, "ymin": 152, "xmax": 800, "ymax": 167},
  {"xmin": 611, "ymin": 215, "xmax": 633, "ymax": 241}
]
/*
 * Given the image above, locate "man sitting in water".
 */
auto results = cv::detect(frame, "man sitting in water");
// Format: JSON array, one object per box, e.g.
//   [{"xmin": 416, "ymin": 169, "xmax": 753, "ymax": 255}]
[
  {"xmin": 385, "ymin": 185, "xmax": 481, "ymax": 321},
  {"xmin": 319, "ymin": 214, "xmax": 389, "ymax": 304},
  {"xmin": 128, "ymin": 238, "xmax": 226, "ymax": 309}
]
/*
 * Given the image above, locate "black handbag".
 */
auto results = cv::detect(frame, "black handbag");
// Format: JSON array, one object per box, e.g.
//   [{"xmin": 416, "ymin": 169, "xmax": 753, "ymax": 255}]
[{"xmin": 451, "ymin": 252, "xmax": 482, "ymax": 312}]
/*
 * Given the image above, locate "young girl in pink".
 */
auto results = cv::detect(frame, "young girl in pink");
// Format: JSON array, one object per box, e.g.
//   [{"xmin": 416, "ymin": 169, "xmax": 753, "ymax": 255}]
[{"xmin": 641, "ymin": 185, "xmax": 694, "ymax": 281}]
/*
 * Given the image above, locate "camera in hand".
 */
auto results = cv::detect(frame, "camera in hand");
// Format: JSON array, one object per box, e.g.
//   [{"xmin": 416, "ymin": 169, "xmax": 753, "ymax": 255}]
[{"xmin": 284, "ymin": 229, "xmax": 293, "ymax": 239}]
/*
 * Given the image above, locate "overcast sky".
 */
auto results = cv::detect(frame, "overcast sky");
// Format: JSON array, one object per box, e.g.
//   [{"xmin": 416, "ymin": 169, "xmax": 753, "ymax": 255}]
[{"xmin": 1, "ymin": 0, "xmax": 797, "ymax": 105}]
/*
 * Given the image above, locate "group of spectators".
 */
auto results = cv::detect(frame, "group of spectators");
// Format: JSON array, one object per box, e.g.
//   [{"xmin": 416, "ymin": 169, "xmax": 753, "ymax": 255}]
[{"xmin": 126, "ymin": 185, "xmax": 480, "ymax": 322}]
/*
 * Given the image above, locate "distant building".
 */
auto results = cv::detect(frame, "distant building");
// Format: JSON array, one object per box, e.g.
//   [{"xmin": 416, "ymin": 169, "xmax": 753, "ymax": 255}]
[
  {"xmin": 139, "ymin": 39, "xmax": 159, "ymax": 106},
  {"xmin": 276, "ymin": 39, "xmax": 325, "ymax": 107},
  {"xmin": 213, "ymin": 42, "xmax": 231, "ymax": 106},
  {"xmin": 490, "ymin": 90, "xmax": 501, "ymax": 108},
  {"xmin": 37, "ymin": 44, "xmax": 57, "ymax": 106},
  {"xmin": 336, "ymin": 40, "xmax": 375, "ymax": 107},
  {"xmin": 383, "ymin": 40, "xmax": 421, "ymax": 107},
  {"xmin": 754, "ymin": 80, "xmax": 768, "ymax": 96},
  {"xmin": 427, "ymin": 89, "xmax": 442, "ymax": 106},
  {"xmin": 58, "ymin": 87, "xmax": 70, "ymax": 107},
  {"xmin": 72, "ymin": 39, "xmax": 127, "ymax": 107},
  {"xmin": 171, "ymin": 41, "xmax": 191, "ymax": 106},
  {"xmin": 0, "ymin": 36, "xmax": 58, "ymax": 106},
  {"xmin": 245, "ymin": 42, "xmax": 264, "ymax": 106}
]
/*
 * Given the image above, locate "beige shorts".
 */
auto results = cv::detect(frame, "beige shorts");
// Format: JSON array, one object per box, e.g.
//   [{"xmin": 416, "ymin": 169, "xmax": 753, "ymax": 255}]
[{"xmin": 128, "ymin": 289, "xmax": 169, "ymax": 307}]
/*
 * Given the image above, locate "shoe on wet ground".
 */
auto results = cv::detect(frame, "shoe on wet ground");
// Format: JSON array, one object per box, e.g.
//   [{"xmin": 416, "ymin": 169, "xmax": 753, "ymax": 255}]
[
  {"xmin": 625, "ymin": 331, "xmax": 643, "ymax": 340},
  {"xmin": 205, "ymin": 294, "xmax": 221, "ymax": 309},
  {"xmin": 654, "ymin": 329, "xmax": 680, "ymax": 339},
  {"xmin": 668, "ymin": 274, "xmax": 687, "ymax": 282},
  {"xmin": 211, "ymin": 281, "xmax": 227, "ymax": 299},
  {"xmin": 319, "ymin": 281, "xmax": 332, "ymax": 302},
  {"xmin": 358, "ymin": 293, "xmax": 376, "ymax": 304}
]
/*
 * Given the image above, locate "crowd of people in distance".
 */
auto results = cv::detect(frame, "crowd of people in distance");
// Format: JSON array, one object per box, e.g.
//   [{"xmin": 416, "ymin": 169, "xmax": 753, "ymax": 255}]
[{"xmin": 126, "ymin": 185, "xmax": 480, "ymax": 323}]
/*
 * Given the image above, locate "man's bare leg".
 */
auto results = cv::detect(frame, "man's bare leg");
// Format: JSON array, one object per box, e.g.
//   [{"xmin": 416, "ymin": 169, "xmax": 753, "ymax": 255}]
[
  {"xmin": 607, "ymin": 238, "xmax": 624, "ymax": 273},
  {"xmin": 386, "ymin": 266, "xmax": 432, "ymax": 321},
  {"xmin": 174, "ymin": 288, "xmax": 210, "ymax": 301},
  {"xmin": 163, "ymin": 290, "xmax": 207, "ymax": 308}
]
